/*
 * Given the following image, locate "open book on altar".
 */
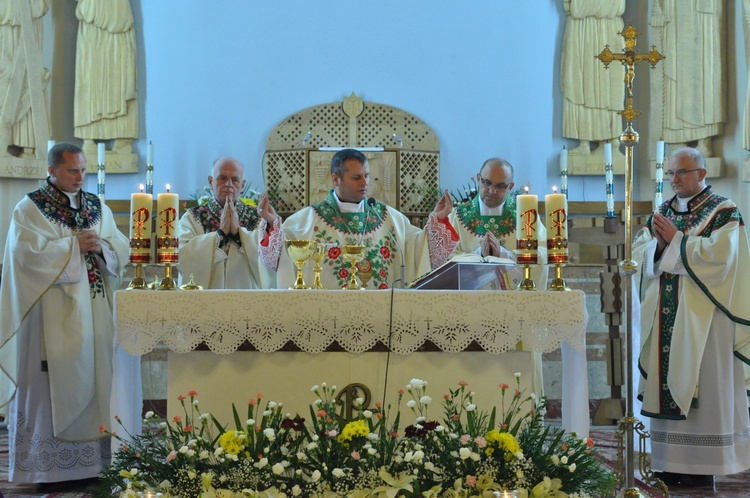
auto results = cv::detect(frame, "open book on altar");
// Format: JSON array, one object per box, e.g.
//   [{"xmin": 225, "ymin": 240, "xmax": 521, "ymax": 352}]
[{"xmin": 408, "ymin": 253, "xmax": 516, "ymax": 290}]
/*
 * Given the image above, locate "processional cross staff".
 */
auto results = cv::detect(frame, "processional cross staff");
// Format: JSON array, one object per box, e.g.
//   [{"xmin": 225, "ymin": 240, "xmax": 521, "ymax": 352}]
[{"xmin": 596, "ymin": 24, "xmax": 666, "ymax": 498}]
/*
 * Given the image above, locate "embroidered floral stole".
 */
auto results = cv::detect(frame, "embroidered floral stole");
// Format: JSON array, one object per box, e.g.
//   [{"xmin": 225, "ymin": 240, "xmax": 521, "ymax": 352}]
[
  {"xmin": 311, "ymin": 191, "xmax": 397, "ymax": 289},
  {"xmin": 646, "ymin": 187, "xmax": 742, "ymax": 418},
  {"xmin": 28, "ymin": 180, "xmax": 105, "ymax": 298},
  {"xmin": 456, "ymin": 195, "xmax": 516, "ymax": 239},
  {"xmin": 189, "ymin": 198, "xmax": 261, "ymax": 233}
]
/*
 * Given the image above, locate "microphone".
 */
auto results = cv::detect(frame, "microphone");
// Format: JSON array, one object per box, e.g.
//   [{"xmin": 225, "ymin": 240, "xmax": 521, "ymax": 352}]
[
  {"xmin": 367, "ymin": 197, "xmax": 405, "ymax": 288},
  {"xmin": 391, "ymin": 133, "xmax": 404, "ymax": 147},
  {"xmin": 301, "ymin": 131, "xmax": 312, "ymax": 146}
]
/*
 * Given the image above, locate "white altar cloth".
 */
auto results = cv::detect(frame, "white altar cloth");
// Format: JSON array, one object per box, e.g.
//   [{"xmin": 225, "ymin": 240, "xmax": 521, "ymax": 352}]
[{"xmin": 114, "ymin": 289, "xmax": 590, "ymax": 435}]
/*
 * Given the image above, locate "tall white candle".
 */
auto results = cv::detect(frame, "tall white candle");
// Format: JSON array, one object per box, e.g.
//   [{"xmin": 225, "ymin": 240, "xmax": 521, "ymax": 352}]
[
  {"xmin": 655, "ymin": 140, "xmax": 665, "ymax": 211},
  {"xmin": 656, "ymin": 140, "xmax": 665, "ymax": 164},
  {"xmin": 97, "ymin": 142, "xmax": 105, "ymax": 164},
  {"xmin": 545, "ymin": 186, "xmax": 569, "ymax": 265},
  {"xmin": 97, "ymin": 143, "xmax": 106, "ymax": 200},
  {"xmin": 129, "ymin": 184, "xmax": 153, "ymax": 264},
  {"xmin": 515, "ymin": 187, "xmax": 539, "ymax": 265},
  {"xmin": 604, "ymin": 142, "xmax": 612, "ymax": 165},
  {"xmin": 560, "ymin": 147, "xmax": 568, "ymax": 196},
  {"xmin": 146, "ymin": 141, "xmax": 154, "ymax": 194},
  {"xmin": 157, "ymin": 185, "xmax": 179, "ymax": 263}
]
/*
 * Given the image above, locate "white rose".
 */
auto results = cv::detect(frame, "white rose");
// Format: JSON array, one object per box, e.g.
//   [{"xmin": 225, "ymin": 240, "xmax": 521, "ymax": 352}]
[
  {"xmin": 569, "ymin": 463, "xmax": 577, "ymax": 472},
  {"xmin": 272, "ymin": 463, "xmax": 285, "ymax": 475},
  {"xmin": 459, "ymin": 447, "xmax": 471, "ymax": 459},
  {"xmin": 311, "ymin": 470, "xmax": 322, "ymax": 482},
  {"xmin": 332, "ymin": 468, "xmax": 345, "ymax": 478},
  {"xmin": 264, "ymin": 428, "xmax": 276, "ymax": 441},
  {"xmin": 363, "ymin": 410, "xmax": 373, "ymax": 418}
]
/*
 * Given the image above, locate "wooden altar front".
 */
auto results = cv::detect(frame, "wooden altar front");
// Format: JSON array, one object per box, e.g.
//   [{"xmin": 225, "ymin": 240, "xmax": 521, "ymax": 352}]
[{"xmin": 113, "ymin": 289, "xmax": 590, "ymax": 436}]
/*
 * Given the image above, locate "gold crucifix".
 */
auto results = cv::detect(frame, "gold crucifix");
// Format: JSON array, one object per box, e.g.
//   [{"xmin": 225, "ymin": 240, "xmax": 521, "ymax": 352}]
[{"xmin": 597, "ymin": 24, "xmax": 664, "ymax": 123}]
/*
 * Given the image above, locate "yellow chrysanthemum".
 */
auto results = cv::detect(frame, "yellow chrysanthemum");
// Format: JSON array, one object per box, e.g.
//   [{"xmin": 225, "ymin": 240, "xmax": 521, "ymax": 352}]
[
  {"xmin": 484, "ymin": 429, "xmax": 521, "ymax": 459},
  {"xmin": 336, "ymin": 419, "xmax": 369, "ymax": 444},
  {"xmin": 240, "ymin": 197, "xmax": 257, "ymax": 207},
  {"xmin": 218, "ymin": 430, "xmax": 246, "ymax": 455}
]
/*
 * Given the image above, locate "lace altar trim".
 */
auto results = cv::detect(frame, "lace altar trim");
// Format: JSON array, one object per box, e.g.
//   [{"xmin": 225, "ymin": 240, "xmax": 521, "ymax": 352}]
[{"xmin": 114, "ymin": 290, "xmax": 586, "ymax": 356}]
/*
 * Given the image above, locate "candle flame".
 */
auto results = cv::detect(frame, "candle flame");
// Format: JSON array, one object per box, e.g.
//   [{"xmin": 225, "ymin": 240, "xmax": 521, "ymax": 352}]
[
  {"xmin": 166, "ymin": 184, "xmax": 171, "ymax": 193},
  {"xmin": 553, "ymin": 186, "xmax": 558, "ymax": 194},
  {"xmin": 524, "ymin": 185, "xmax": 529, "ymax": 194},
  {"xmin": 139, "ymin": 184, "xmax": 144, "ymax": 193}
]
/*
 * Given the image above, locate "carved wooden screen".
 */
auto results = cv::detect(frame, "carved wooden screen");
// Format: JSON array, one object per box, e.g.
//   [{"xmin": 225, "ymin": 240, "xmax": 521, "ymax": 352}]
[{"xmin": 264, "ymin": 94, "xmax": 440, "ymax": 216}]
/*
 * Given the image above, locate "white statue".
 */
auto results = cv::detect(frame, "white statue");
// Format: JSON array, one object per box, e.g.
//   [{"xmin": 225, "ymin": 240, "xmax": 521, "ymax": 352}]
[
  {"xmin": 0, "ymin": 0, "xmax": 50, "ymax": 157},
  {"xmin": 74, "ymin": 0, "xmax": 138, "ymax": 155},
  {"xmin": 651, "ymin": 0, "xmax": 725, "ymax": 156},
  {"xmin": 560, "ymin": 0, "xmax": 626, "ymax": 155}
]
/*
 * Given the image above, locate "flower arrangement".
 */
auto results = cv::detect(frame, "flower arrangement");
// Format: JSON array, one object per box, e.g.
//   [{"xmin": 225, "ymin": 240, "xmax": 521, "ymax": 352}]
[{"xmin": 99, "ymin": 376, "xmax": 616, "ymax": 498}]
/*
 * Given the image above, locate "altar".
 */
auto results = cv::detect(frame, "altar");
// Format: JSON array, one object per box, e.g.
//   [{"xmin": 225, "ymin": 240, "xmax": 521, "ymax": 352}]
[{"xmin": 114, "ymin": 289, "xmax": 590, "ymax": 436}]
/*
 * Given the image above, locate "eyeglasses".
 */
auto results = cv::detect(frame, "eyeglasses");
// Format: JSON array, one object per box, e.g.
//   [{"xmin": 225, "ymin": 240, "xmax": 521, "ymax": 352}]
[
  {"xmin": 664, "ymin": 168, "xmax": 702, "ymax": 179},
  {"xmin": 478, "ymin": 177, "xmax": 510, "ymax": 191}
]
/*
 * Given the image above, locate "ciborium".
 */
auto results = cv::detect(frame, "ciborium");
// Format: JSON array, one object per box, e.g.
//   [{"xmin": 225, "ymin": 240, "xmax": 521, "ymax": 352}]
[
  {"xmin": 342, "ymin": 244, "xmax": 365, "ymax": 290},
  {"xmin": 285, "ymin": 239, "xmax": 318, "ymax": 289}
]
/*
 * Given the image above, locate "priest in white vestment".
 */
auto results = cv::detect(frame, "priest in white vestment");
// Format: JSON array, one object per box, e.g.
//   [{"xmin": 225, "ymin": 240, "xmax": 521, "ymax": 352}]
[
  {"xmin": 0, "ymin": 143, "xmax": 129, "ymax": 484},
  {"xmin": 179, "ymin": 157, "xmax": 282, "ymax": 289},
  {"xmin": 447, "ymin": 157, "xmax": 548, "ymax": 290},
  {"xmin": 278, "ymin": 148, "xmax": 458, "ymax": 290},
  {"xmin": 633, "ymin": 147, "xmax": 750, "ymax": 487}
]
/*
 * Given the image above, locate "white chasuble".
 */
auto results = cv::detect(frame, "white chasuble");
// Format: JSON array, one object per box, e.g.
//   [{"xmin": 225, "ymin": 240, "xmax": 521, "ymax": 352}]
[
  {"xmin": 0, "ymin": 180, "xmax": 129, "ymax": 481},
  {"xmin": 179, "ymin": 198, "xmax": 281, "ymax": 289},
  {"xmin": 633, "ymin": 187, "xmax": 750, "ymax": 475},
  {"xmin": 278, "ymin": 192, "xmax": 457, "ymax": 290},
  {"xmin": 448, "ymin": 195, "xmax": 548, "ymax": 290}
]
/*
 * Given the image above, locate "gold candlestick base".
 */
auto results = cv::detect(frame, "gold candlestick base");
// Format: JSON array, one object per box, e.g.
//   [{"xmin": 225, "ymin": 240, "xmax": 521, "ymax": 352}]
[
  {"xmin": 548, "ymin": 263, "xmax": 570, "ymax": 291},
  {"xmin": 517, "ymin": 263, "xmax": 536, "ymax": 291},
  {"xmin": 127, "ymin": 263, "xmax": 149, "ymax": 290},
  {"xmin": 158, "ymin": 262, "xmax": 179, "ymax": 290}
]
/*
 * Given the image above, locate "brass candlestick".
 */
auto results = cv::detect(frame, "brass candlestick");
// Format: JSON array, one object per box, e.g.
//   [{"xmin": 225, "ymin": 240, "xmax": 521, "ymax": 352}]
[
  {"xmin": 547, "ymin": 236, "xmax": 570, "ymax": 291},
  {"xmin": 127, "ymin": 262, "xmax": 148, "ymax": 290},
  {"xmin": 548, "ymin": 263, "xmax": 570, "ymax": 291},
  {"xmin": 128, "ymin": 236, "xmax": 151, "ymax": 289},
  {"xmin": 515, "ymin": 237, "xmax": 538, "ymax": 291},
  {"xmin": 158, "ymin": 262, "xmax": 178, "ymax": 290}
]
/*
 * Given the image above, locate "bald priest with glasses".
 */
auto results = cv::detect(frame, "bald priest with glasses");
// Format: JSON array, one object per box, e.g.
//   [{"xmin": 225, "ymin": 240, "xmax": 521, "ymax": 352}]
[
  {"xmin": 633, "ymin": 146, "xmax": 750, "ymax": 488},
  {"xmin": 447, "ymin": 157, "xmax": 548, "ymax": 290}
]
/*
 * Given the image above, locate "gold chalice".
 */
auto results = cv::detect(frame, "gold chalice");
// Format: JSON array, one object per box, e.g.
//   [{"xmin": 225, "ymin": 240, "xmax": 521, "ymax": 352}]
[
  {"xmin": 311, "ymin": 242, "xmax": 334, "ymax": 289},
  {"xmin": 342, "ymin": 244, "xmax": 365, "ymax": 290},
  {"xmin": 285, "ymin": 239, "xmax": 318, "ymax": 289}
]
